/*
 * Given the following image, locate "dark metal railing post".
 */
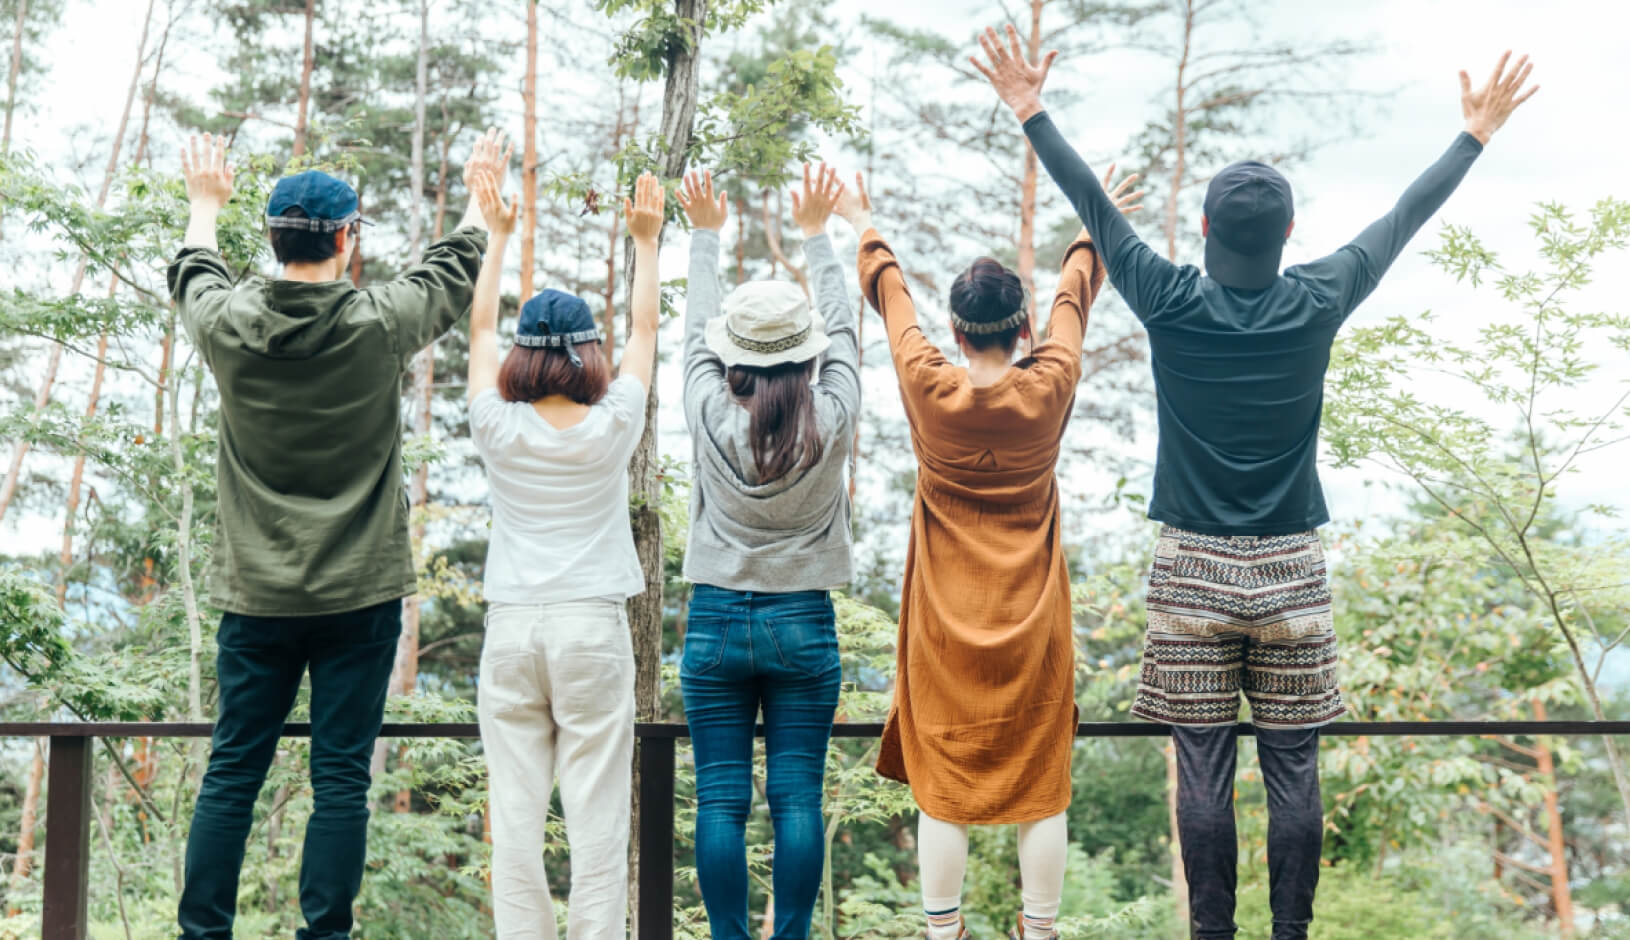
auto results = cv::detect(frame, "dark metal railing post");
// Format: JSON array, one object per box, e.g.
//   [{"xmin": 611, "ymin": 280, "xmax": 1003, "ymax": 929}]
[
  {"xmin": 637, "ymin": 735, "xmax": 675, "ymax": 940},
  {"xmin": 42, "ymin": 735, "xmax": 92, "ymax": 940}
]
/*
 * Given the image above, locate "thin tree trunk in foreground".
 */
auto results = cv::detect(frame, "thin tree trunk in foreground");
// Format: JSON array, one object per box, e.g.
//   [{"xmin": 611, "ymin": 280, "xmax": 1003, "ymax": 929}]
[
  {"xmin": 624, "ymin": 3, "xmax": 707, "ymax": 931},
  {"xmin": 0, "ymin": 0, "xmax": 156, "ymax": 526}
]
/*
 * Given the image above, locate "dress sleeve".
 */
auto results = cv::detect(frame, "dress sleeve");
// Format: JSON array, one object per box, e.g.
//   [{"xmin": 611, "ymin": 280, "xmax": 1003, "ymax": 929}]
[
  {"xmin": 1026, "ymin": 232, "xmax": 1107, "ymax": 398},
  {"xmin": 804, "ymin": 232, "xmax": 861, "ymax": 433},
  {"xmin": 467, "ymin": 387, "xmax": 507, "ymax": 458},
  {"xmin": 857, "ymin": 226, "xmax": 951, "ymax": 388},
  {"xmin": 603, "ymin": 374, "xmax": 650, "ymax": 464}
]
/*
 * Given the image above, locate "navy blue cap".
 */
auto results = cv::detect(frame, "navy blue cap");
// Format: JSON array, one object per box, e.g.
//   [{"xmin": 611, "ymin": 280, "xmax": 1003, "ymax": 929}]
[
  {"xmin": 1202, "ymin": 161, "xmax": 1294, "ymax": 290},
  {"xmin": 516, "ymin": 289, "xmax": 603, "ymax": 366},
  {"xmin": 266, "ymin": 170, "xmax": 366, "ymax": 232}
]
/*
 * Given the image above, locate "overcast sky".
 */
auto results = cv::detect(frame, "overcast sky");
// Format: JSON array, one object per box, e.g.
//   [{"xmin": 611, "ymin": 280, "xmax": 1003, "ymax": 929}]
[{"xmin": 8, "ymin": 0, "xmax": 1627, "ymax": 554}]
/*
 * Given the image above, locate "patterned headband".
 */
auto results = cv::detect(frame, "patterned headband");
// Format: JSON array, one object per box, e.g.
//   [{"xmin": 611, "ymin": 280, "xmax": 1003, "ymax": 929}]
[
  {"xmin": 514, "ymin": 328, "xmax": 604, "ymax": 367},
  {"xmin": 726, "ymin": 323, "xmax": 812, "ymax": 355},
  {"xmin": 950, "ymin": 309, "xmax": 1027, "ymax": 335},
  {"xmin": 266, "ymin": 212, "xmax": 363, "ymax": 233}
]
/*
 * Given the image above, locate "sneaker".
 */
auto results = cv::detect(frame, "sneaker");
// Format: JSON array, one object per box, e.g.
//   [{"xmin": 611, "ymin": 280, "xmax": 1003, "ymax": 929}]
[
  {"xmin": 927, "ymin": 918, "xmax": 973, "ymax": 940},
  {"xmin": 1008, "ymin": 915, "xmax": 1059, "ymax": 940}
]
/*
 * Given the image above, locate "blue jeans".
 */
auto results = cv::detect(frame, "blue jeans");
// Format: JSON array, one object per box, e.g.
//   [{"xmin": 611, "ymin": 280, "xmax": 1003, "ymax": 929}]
[
  {"xmin": 681, "ymin": 585, "xmax": 842, "ymax": 940},
  {"xmin": 178, "ymin": 601, "xmax": 401, "ymax": 940}
]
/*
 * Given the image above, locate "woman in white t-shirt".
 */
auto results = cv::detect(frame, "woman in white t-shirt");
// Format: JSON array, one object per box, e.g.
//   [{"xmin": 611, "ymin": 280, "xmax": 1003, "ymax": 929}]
[{"xmin": 463, "ymin": 149, "xmax": 665, "ymax": 940}]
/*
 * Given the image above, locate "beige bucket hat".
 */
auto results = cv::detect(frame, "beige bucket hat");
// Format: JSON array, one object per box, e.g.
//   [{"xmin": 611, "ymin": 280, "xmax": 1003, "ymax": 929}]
[{"xmin": 704, "ymin": 280, "xmax": 830, "ymax": 369}]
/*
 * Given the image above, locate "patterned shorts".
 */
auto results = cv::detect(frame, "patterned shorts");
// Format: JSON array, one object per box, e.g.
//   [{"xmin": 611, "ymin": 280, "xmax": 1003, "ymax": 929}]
[{"xmin": 1130, "ymin": 526, "xmax": 1345, "ymax": 729}]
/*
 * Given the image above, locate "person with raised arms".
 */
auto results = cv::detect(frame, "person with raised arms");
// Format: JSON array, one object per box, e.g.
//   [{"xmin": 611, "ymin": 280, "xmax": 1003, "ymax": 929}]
[
  {"xmin": 972, "ymin": 25, "xmax": 1538, "ymax": 939},
  {"xmin": 675, "ymin": 163, "xmax": 861, "ymax": 940},
  {"xmin": 170, "ymin": 129, "xmax": 498, "ymax": 939},
  {"xmin": 463, "ymin": 146, "xmax": 665, "ymax": 938},
  {"xmin": 848, "ymin": 160, "xmax": 1141, "ymax": 938}
]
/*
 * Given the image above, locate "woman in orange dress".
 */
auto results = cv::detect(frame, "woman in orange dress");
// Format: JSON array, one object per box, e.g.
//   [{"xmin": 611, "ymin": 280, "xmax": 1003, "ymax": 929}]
[{"xmin": 838, "ymin": 170, "xmax": 1140, "ymax": 940}]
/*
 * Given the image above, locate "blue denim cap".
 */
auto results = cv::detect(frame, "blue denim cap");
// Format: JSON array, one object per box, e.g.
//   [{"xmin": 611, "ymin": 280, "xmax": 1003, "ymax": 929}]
[
  {"xmin": 516, "ymin": 289, "xmax": 603, "ymax": 367},
  {"xmin": 1202, "ymin": 161, "xmax": 1294, "ymax": 291},
  {"xmin": 266, "ymin": 170, "xmax": 367, "ymax": 232}
]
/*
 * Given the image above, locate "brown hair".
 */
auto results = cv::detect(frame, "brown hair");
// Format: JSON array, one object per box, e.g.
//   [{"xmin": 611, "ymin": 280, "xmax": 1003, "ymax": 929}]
[
  {"xmin": 949, "ymin": 257, "xmax": 1028, "ymax": 353},
  {"xmin": 497, "ymin": 342, "xmax": 612, "ymax": 405},
  {"xmin": 727, "ymin": 360, "xmax": 822, "ymax": 483}
]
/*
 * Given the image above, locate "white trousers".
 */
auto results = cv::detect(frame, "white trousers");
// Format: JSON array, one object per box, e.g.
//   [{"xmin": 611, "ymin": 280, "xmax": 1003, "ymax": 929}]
[{"xmin": 479, "ymin": 599, "xmax": 635, "ymax": 940}]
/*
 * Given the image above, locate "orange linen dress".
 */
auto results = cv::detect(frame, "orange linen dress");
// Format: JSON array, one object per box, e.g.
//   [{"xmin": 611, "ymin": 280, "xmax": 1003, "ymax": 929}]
[{"xmin": 862, "ymin": 228, "xmax": 1106, "ymax": 825}]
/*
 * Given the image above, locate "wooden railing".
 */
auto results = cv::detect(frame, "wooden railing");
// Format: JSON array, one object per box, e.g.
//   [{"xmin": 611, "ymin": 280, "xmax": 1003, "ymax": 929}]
[{"xmin": 4, "ymin": 719, "xmax": 1629, "ymax": 939}]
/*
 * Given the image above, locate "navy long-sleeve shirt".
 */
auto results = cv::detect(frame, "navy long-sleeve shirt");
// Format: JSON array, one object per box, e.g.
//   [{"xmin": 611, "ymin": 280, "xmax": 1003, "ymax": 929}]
[{"xmin": 1023, "ymin": 111, "xmax": 1483, "ymax": 535}]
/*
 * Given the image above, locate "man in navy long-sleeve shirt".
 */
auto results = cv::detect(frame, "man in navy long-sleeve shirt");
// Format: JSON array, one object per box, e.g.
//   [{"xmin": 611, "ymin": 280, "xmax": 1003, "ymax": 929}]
[{"xmin": 975, "ymin": 26, "xmax": 1537, "ymax": 940}]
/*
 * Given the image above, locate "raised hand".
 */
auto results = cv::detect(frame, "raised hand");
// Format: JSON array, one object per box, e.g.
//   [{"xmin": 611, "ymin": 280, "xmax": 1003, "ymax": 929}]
[
  {"xmin": 789, "ymin": 162, "xmax": 845, "ymax": 237},
  {"xmin": 677, "ymin": 170, "xmax": 729, "ymax": 231},
  {"xmin": 833, "ymin": 170, "xmax": 873, "ymax": 233},
  {"xmin": 1101, "ymin": 162, "xmax": 1146, "ymax": 217},
  {"xmin": 969, "ymin": 24, "xmax": 1057, "ymax": 124},
  {"xmin": 624, "ymin": 172, "xmax": 665, "ymax": 244},
  {"xmin": 471, "ymin": 168, "xmax": 519, "ymax": 238},
  {"xmin": 463, "ymin": 127, "xmax": 513, "ymax": 193},
  {"xmin": 180, "ymin": 133, "xmax": 235, "ymax": 211},
  {"xmin": 1460, "ymin": 51, "xmax": 1538, "ymax": 145}
]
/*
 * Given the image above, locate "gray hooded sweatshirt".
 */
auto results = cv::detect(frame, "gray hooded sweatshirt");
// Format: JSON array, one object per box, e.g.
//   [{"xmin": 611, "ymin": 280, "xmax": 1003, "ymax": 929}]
[{"xmin": 681, "ymin": 229, "xmax": 861, "ymax": 592}]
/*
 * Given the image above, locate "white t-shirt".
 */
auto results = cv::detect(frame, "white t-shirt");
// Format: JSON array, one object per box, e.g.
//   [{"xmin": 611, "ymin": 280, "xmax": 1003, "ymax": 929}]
[{"xmin": 470, "ymin": 376, "xmax": 648, "ymax": 605}]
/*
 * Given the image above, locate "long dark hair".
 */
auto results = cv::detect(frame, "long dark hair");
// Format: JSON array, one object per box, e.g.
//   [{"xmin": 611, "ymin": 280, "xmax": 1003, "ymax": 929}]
[
  {"xmin": 949, "ymin": 257, "xmax": 1029, "ymax": 353},
  {"xmin": 727, "ymin": 360, "xmax": 822, "ymax": 482}
]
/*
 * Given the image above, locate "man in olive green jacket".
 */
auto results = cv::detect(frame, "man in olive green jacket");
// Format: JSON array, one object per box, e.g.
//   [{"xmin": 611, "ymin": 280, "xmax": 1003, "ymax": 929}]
[{"xmin": 169, "ymin": 131, "xmax": 502, "ymax": 940}]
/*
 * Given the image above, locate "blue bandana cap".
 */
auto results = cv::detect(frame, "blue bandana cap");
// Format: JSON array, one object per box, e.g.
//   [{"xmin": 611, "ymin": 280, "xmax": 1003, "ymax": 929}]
[
  {"xmin": 266, "ymin": 170, "xmax": 368, "ymax": 232},
  {"xmin": 516, "ymin": 289, "xmax": 604, "ymax": 367}
]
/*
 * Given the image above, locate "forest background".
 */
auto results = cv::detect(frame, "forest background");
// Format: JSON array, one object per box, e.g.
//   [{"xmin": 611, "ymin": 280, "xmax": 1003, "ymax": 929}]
[{"xmin": 0, "ymin": 0, "xmax": 1627, "ymax": 937}]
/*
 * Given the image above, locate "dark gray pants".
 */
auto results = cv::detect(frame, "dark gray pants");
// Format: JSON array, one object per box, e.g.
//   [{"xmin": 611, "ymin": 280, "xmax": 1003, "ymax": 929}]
[{"xmin": 1174, "ymin": 725, "xmax": 1323, "ymax": 940}]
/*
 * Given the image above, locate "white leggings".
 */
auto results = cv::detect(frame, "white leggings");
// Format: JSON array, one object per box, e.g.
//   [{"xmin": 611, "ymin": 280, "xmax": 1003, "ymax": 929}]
[{"xmin": 918, "ymin": 810, "xmax": 1068, "ymax": 922}]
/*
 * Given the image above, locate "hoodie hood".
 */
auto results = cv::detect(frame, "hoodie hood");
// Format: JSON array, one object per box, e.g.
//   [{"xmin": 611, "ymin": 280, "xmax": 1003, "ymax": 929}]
[{"xmin": 220, "ymin": 277, "xmax": 360, "ymax": 359}]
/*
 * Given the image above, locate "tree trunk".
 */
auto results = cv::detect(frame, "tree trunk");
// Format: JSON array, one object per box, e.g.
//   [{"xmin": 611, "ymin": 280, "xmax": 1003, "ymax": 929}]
[
  {"xmin": 1532, "ymin": 700, "xmax": 1575, "ymax": 936},
  {"xmin": 349, "ymin": 191, "xmax": 364, "ymax": 285},
  {"xmin": 1016, "ymin": 0, "xmax": 1043, "ymax": 331},
  {"xmin": 0, "ymin": 0, "xmax": 29, "ymax": 239},
  {"xmin": 7, "ymin": 739, "xmax": 44, "ymax": 911},
  {"xmin": 520, "ymin": 0, "xmax": 538, "ymax": 299},
  {"xmin": 0, "ymin": 0, "xmax": 156, "ymax": 525},
  {"xmin": 291, "ymin": 0, "xmax": 315, "ymax": 158},
  {"xmin": 625, "ymin": 4, "xmax": 707, "ymax": 932}
]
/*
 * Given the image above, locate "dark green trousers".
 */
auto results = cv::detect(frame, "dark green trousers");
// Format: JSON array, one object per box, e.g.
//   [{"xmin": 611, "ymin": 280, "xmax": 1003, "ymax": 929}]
[{"xmin": 177, "ymin": 600, "xmax": 401, "ymax": 940}]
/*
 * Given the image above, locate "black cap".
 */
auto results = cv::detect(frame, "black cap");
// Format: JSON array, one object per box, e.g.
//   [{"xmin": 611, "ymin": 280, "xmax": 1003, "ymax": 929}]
[{"xmin": 1202, "ymin": 161, "xmax": 1293, "ymax": 290}]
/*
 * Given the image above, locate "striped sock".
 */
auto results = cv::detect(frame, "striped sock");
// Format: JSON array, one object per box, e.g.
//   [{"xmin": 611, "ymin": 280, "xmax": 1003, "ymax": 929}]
[
  {"xmin": 1021, "ymin": 911, "xmax": 1057, "ymax": 939},
  {"xmin": 925, "ymin": 905, "xmax": 963, "ymax": 939}
]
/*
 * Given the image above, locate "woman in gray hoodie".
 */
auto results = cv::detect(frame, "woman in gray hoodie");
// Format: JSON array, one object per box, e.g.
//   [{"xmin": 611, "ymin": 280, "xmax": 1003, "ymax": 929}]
[{"xmin": 675, "ymin": 164, "xmax": 863, "ymax": 940}]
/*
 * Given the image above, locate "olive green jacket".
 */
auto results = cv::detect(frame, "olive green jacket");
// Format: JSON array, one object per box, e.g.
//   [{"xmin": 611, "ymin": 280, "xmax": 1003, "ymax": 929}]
[{"xmin": 167, "ymin": 227, "xmax": 487, "ymax": 616}]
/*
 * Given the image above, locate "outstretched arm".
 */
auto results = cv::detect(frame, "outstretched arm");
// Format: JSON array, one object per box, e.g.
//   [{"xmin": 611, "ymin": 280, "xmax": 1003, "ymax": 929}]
[
  {"xmin": 465, "ymin": 157, "xmax": 519, "ymax": 403},
  {"xmin": 794, "ymin": 163, "xmax": 861, "ymax": 423},
  {"xmin": 1295, "ymin": 52, "xmax": 1538, "ymax": 317},
  {"xmin": 845, "ymin": 175, "xmax": 948, "ymax": 385},
  {"xmin": 620, "ymin": 172, "xmax": 664, "ymax": 392},
  {"xmin": 676, "ymin": 169, "xmax": 729, "ymax": 426},
  {"xmin": 972, "ymin": 25, "xmax": 1177, "ymax": 321}
]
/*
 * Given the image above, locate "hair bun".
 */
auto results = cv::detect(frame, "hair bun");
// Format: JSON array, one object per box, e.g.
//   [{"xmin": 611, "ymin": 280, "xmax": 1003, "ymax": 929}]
[{"xmin": 950, "ymin": 258, "xmax": 1024, "ymax": 325}]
